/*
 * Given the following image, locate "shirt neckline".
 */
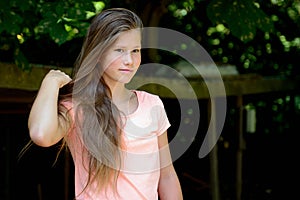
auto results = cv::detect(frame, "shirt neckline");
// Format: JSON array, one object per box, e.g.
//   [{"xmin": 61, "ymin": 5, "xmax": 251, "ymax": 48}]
[{"xmin": 122, "ymin": 90, "xmax": 140, "ymax": 118}]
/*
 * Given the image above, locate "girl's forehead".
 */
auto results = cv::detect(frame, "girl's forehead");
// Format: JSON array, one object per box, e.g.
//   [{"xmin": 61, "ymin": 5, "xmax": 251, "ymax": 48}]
[{"xmin": 113, "ymin": 30, "xmax": 141, "ymax": 47}]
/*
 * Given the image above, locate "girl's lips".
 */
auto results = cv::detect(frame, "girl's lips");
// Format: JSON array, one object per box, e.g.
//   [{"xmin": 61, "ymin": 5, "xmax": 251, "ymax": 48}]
[{"xmin": 119, "ymin": 68, "xmax": 133, "ymax": 72}]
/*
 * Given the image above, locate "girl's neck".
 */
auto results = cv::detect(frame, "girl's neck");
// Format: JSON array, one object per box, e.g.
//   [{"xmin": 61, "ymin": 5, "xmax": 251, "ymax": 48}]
[
  {"xmin": 110, "ymin": 83, "xmax": 130, "ymax": 104},
  {"xmin": 110, "ymin": 84, "xmax": 137, "ymax": 115}
]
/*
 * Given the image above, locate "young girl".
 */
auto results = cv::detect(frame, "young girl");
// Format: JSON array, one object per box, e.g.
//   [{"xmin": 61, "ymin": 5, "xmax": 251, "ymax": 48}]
[{"xmin": 28, "ymin": 8, "xmax": 183, "ymax": 200}]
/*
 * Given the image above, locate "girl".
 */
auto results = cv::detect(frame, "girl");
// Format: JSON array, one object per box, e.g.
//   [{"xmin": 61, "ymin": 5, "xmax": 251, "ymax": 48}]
[{"xmin": 28, "ymin": 8, "xmax": 183, "ymax": 200}]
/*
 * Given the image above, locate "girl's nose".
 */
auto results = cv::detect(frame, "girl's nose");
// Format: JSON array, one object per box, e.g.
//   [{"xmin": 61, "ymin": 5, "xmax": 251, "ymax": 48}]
[{"xmin": 123, "ymin": 52, "xmax": 133, "ymax": 65}]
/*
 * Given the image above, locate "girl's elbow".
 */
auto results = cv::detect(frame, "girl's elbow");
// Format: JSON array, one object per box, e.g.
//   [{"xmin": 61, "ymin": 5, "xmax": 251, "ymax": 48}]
[{"xmin": 29, "ymin": 127, "xmax": 56, "ymax": 147}]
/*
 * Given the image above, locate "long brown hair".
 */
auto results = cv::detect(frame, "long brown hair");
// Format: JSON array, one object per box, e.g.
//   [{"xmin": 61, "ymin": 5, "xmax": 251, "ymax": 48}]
[{"xmin": 59, "ymin": 8, "xmax": 143, "ymax": 196}]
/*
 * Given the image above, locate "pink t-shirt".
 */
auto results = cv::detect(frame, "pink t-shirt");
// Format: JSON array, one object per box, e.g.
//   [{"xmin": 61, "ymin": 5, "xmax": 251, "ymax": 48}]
[{"xmin": 63, "ymin": 90, "xmax": 171, "ymax": 200}]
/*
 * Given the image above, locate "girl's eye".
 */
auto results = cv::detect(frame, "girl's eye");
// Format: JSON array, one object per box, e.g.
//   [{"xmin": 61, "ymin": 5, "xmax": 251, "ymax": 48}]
[
  {"xmin": 132, "ymin": 49, "xmax": 140, "ymax": 53},
  {"xmin": 115, "ymin": 49, "xmax": 124, "ymax": 53}
]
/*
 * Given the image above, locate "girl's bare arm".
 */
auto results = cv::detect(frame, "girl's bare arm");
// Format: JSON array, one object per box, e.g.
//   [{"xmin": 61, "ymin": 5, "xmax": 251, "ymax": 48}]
[
  {"xmin": 158, "ymin": 131, "xmax": 183, "ymax": 200},
  {"xmin": 28, "ymin": 70, "xmax": 72, "ymax": 147}
]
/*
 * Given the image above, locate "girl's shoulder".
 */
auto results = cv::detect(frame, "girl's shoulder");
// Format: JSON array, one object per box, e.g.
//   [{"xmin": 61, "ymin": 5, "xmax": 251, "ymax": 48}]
[
  {"xmin": 59, "ymin": 99, "xmax": 76, "ymax": 120},
  {"xmin": 60, "ymin": 98, "xmax": 73, "ymax": 110},
  {"xmin": 134, "ymin": 90, "xmax": 163, "ymax": 106}
]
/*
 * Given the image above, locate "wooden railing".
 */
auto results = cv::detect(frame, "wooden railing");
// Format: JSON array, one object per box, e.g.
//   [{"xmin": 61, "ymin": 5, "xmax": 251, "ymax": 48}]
[{"xmin": 1, "ymin": 62, "xmax": 299, "ymax": 200}]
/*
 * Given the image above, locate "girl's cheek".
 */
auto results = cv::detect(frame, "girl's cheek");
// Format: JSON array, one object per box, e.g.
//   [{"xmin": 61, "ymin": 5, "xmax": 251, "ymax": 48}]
[{"xmin": 133, "ymin": 54, "xmax": 141, "ymax": 63}]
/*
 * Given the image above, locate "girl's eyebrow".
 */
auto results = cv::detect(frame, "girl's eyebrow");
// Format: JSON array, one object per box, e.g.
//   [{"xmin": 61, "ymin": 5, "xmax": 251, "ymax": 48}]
[{"xmin": 114, "ymin": 45, "xmax": 141, "ymax": 49}]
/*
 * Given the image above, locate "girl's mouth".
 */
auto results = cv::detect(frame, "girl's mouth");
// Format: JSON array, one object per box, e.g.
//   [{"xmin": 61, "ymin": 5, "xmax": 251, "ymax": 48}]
[{"xmin": 119, "ymin": 68, "xmax": 133, "ymax": 72}]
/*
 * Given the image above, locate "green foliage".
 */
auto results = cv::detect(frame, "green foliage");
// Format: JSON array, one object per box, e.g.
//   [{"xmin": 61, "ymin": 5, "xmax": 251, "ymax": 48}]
[
  {"xmin": 0, "ymin": 0, "xmax": 299, "ymax": 76},
  {"xmin": 36, "ymin": 1, "xmax": 99, "ymax": 44},
  {"xmin": 207, "ymin": 0, "xmax": 275, "ymax": 43},
  {"xmin": 0, "ymin": 0, "xmax": 105, "ymax": 69}
]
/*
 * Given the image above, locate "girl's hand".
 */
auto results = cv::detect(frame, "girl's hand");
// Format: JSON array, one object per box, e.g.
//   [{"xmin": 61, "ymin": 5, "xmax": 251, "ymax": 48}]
[{"xmin": 43, "ymin": 69, "xmax": 72, "ymax": 88}]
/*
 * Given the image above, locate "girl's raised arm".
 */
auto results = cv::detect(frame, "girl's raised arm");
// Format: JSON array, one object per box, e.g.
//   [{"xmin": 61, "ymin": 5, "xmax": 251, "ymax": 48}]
[{"xmin": 28, "ymin": 70, "xmax": 72, "ymax": 147}]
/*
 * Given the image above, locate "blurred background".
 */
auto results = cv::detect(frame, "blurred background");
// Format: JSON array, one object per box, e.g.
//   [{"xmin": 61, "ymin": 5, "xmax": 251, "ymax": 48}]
[{"xmin": 1, "ymin": 0, "xmax": 299, "ymax": 200}]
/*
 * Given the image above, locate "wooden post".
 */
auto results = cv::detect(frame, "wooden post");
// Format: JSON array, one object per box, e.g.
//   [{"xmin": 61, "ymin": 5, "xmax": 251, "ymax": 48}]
[
  {"xmin": 236, "ymin": 95, "xmax": 245, "ymax": 200},
  {"xmin": 208, "ymin": 98, "xmax": 220, "ymax": 200}
]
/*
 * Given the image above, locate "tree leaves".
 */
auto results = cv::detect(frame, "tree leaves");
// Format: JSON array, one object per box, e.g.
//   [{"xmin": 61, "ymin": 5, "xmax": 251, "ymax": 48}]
[
  {"xmin": 36, "ymin": 1, "xmax": 94, "ymax": 45},
  {"xmin": 207, "ymin": 0, "xmax": 275, "ymax": 43},
  {"xmin": 0, "ymin": 0, "xmax": 101, "ymax": 69}
]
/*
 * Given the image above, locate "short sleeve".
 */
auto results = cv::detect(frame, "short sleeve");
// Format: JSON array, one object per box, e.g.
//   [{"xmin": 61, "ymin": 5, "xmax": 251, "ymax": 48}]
[
  {"xmin": 59, "ymin": 100, "xmax": 76, "ymax": 136},
  {"xmin": 155, "ymin": 96, "xmax": 171, "ymax": 136}
]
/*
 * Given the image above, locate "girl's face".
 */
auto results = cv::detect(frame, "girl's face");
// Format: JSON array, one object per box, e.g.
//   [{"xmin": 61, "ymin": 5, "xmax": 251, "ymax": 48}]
[{"xmin": 102, "ymin": 29, "xmax": 141, "ymax": 86}]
